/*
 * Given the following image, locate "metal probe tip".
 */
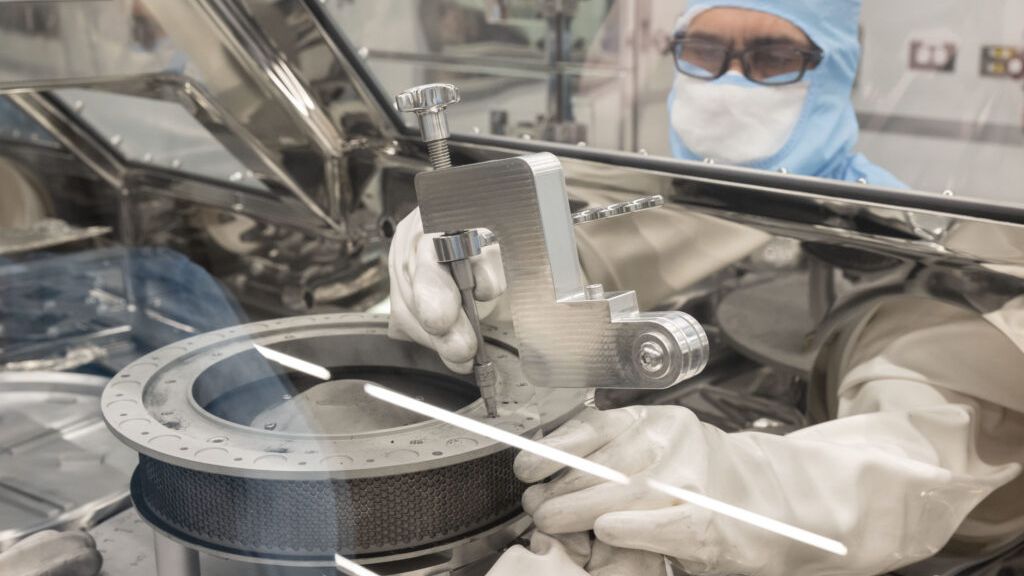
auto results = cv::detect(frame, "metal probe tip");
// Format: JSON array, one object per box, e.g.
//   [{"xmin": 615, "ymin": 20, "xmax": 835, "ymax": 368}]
[{"xmin": 474, "ymin": 361, "xmax": 499, "ymax": 418}]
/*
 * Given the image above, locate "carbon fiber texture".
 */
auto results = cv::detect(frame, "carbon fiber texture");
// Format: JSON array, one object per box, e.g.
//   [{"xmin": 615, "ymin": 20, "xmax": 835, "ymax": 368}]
[{"xmin": 134, "ymin": 450, "xmax": 526, "ymax": 558}]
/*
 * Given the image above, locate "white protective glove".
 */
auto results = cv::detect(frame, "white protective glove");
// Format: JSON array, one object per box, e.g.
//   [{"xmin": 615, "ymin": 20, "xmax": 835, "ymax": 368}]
[
  {"xmin": 388, "ymin": 208, "xmax": 507, "ymax": 373},
  {"xmin": 486, "ymin": 531, "xmax": 668, "ymax": 576},
  {"xmin": 0, "ymin": 530, "xmax": 102, "ymax": 576},
  {"xmin": 510, "ymin": 295, "xmax": 1024, "ymax": 576},
  {"xmin": 513, "ymin": 398, "xmax": 1020, "ymax": 576}
]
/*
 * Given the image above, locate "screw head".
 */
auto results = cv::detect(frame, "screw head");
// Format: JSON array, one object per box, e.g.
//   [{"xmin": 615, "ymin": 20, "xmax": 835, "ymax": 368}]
[
  {"xmin": 395, "ymin": 83, "xmax": 461, "ymax": 113},
  {"xmin": 638, "ymin": 341, "xmax": 666, "ymax": 374}
]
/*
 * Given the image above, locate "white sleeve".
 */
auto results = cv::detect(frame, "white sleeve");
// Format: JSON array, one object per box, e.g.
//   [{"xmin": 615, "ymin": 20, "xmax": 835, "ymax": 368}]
[{"xmin": 829, "ymin": 297, "xmax": 1024, "ymax": 545}]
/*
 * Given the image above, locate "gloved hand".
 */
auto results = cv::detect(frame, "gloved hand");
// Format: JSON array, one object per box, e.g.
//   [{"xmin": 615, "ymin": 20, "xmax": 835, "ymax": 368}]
[
  {"xmin": 0, "ymin": 530, "xmax": 102, "ymax": 576},
  {"xmin": 486, "ymin": 531, "xmax": 667, "ymax": 576},
  {"xmin": 388, "ymin": 208, "xmax": 506, "ymax": 373},
  {"xmin": 513, "ymin": 402, "xmax": 1020, "ymax": 576}
]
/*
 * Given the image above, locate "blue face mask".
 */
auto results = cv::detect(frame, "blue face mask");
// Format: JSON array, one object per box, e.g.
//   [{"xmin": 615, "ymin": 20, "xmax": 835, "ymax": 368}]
[{"xmin": 669, "ymin": 0, "xmax": 906, "ymax": 188}]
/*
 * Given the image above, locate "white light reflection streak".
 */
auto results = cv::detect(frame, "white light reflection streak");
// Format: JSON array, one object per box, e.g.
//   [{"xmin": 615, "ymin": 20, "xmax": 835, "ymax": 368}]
[
  {"xmin": 253, "ymin": 344, "xmax": 331, "ymax": 381},
  {"xmin": 363, "ymin": 383, "xmax": 848, "ymax": 557},
  {"xmin": 645, "ymin": 479, "xmax": 848, "ymax": 556},
  {"xmin": 363, "ymin": 384, "xmax": 629, "ymax": 485},
  {"xmin": 334, "ymin": 554, "xmax": 380, "ymax": 576}
]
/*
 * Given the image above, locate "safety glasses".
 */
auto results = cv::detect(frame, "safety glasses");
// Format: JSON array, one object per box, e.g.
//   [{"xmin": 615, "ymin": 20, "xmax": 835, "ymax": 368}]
[{"xmin": 671, "ymin": 36, "xmax": 823, "ymax": 86}]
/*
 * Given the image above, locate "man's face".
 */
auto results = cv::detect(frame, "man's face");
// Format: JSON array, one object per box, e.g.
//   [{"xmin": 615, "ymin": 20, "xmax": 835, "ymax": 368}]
[{"xmin": 679, "ymin": 8, "xmax": 818, "ymax": 84}]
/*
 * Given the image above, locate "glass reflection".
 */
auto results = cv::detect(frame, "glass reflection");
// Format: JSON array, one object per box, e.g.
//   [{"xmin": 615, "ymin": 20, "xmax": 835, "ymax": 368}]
[{"xmin": 326, "ymin": 0, "xmax": 1024, "ymax": 203}]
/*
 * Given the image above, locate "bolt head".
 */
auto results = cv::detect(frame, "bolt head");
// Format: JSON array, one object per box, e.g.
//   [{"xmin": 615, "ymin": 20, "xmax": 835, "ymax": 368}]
[
  {"xmin": 638, "ymin": 341, "xmax": 666, "ymax": 374},
  {"xmin": 395, "ymin": 83, "xmax": 461, "ymax": 113}
]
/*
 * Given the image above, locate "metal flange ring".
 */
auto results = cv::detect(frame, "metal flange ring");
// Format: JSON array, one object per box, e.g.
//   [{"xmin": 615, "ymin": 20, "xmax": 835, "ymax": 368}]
[{"xmin": 102, "ymin": 313, "xmax": 584, "ymax": 560}]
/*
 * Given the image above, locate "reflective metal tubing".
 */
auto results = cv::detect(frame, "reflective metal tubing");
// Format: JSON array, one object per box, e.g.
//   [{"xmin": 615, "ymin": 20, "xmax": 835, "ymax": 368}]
[{"xmin": 153, "ymin": 533, "xmax": 199, "ymax": 576}]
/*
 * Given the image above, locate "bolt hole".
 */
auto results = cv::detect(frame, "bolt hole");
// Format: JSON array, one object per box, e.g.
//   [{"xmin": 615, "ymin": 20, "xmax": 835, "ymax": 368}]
[
  {"xmin": 179, "ymin": 447, "xmax": 188, "ymax": 451},
  {"xmin": 298, "ymin": 461, "xmax": 307, "ymax": 465},
  {"xmin": 141, "ymin": 432, "xmax": 150, "ymax": 435},
  {"xmin": 432, "ymin": 451, "xmax": 443, "ymax": 456},
  {"xmin": 234, "ymin": 457, "xmax": 242, "ymax": 462},
  {"xmin": 366, "ymin": 459, "xmax": 375, "ymax": 463},
  {"xmin": 380, "ymin": 217, "xmax": 397, "ymax": 239},
  {"xmin": 120, "ymin": 413, "xmax": 127, "ymax": 417}
]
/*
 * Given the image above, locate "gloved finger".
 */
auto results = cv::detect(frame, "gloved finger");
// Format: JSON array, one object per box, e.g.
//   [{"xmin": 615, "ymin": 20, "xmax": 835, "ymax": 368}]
[
  {"xmin": 588, "ymin": 540, "xmax": 667, "ymax": 576},
  {"xmin": 485, "ymin": 542, "xmax": 591, "ymax": 576},
  {"xmin": 594, "ymin": 506, "xmax": 724, "ymax": 573},
  {"xmin": 409, "ymin": 231, "xmax": 462, "ymax": 334},
  {"xmin": 522, "ymin": 425, "xmax": 658, "ymax": 515},
  {"xmin": 430, "ymin": 312, "xmax": 478, "ymax": 366},
  {"xmin": 475, "ymin": 296, "xmax": 499, "ymax": 323},
  {"xmin": 0, "ymin": 530, "xmax": 103, "ymax": 576},
  {"xmin": 532, "ymin": 479, "xmax": 672, "ymax": 534},
  {"xmin": 387, "ymin": 275, "xmax": 438, "ymax": 350},
  {"xmin": 440, "ymin": 355, "xmax": 473, "ymax": 375},
  {"xmin": 530, "ymin": 531, "xmax": 592, "ymax": 568},
  {"xmin": 388, "ymin": 210, "xmax": 423, "ymax": 318},
  {"xmin": 514, "ymin": 407, "xmax": 640, "ymax": 483},
  {"xmin": 471, "ymin": 244, "xmax": 507, "ymax": 302}
]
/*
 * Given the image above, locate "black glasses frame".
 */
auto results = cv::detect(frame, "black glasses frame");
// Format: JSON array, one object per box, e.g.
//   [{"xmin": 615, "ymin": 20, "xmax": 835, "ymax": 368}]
[{"xmin": 671, "ymin": 36, "xmax": 824, "ymax": 86}]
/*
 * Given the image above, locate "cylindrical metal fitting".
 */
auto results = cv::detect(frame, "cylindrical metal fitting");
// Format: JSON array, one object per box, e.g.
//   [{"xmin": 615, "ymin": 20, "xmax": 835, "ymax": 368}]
[{"xmin": 434, "ymin": 231, "xmax": 484, "ymax": 263}]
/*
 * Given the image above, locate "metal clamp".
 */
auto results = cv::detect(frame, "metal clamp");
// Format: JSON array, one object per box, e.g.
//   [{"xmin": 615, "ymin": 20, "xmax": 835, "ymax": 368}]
[
  {"xmin": 415, "ymin": 154, "xmax": 708, "ymax": 390},
  {"xmin": 402, "ymin": 82, "xmax": 707, "ymax": 391}
]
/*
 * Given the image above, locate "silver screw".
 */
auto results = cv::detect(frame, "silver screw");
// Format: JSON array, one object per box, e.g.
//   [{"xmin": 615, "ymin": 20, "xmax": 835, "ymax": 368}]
[
  {"xmin": 639, "ymin": 341, "xmax": 665, "ymax": 374},
  {"xmin": 395, "ymin": 83, "xmax": 461, "ymax": 170}
]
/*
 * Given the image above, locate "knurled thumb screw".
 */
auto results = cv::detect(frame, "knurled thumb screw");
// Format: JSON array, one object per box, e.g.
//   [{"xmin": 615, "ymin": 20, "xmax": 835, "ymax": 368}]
[{"xmin": 395, "ymin": 83, "xmax": 461, "ymax": 170}]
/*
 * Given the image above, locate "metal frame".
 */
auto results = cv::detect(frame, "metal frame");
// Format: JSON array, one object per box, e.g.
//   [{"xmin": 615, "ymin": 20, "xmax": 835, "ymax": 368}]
[{"xmin": 6, "ymin": 90, "xmax": 339, "ymax": 235}]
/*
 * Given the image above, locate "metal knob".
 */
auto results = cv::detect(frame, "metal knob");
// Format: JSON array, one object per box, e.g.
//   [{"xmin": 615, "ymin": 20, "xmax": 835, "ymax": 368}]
[
  {"xmin": 395, "ymin": 83, "xmax": 461, "ymax": 144},
  {"xmin": 572, "ymin": 194, "xmax": 664, "ymax": 225}
]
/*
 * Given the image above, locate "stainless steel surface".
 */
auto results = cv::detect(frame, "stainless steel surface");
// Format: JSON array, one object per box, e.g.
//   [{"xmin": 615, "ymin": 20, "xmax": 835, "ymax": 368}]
[
  {"xmin": 102, "ymin": 313, "xmax": 581, "ymax": 566},
  {"xmin": 0, "ymin": 218, "xmax": 110, "ymax": 256},
  {"xmin": 0, "ymin": 371, "xmax": 135, "ymax": 552},
  {"xmin": 154, "ymin": 532, "xmax": 200, "ymax": 576},
  {"xmin": 1, "ymin": 0, "xmax": 404, "ymax": 315},
  {"xmin": 571, "ymin": 194, "xmax": 664, "ymax": 225},
  {"xmin": 102, "ymin": 314, "xmax": 581, "ymax": 479},
  {"xmin": 87, "ymin": 0, "xmax": 396, "ymax": 231},
  {"xmin": 417, "ymin": 152, "xmax": 710, "ymax": 389}
]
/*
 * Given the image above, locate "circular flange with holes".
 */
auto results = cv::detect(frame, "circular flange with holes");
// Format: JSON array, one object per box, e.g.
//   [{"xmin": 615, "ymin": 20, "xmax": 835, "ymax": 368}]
[{"xmin": 102, "ymin": 313, "xmax": 584, "ymax": 561}]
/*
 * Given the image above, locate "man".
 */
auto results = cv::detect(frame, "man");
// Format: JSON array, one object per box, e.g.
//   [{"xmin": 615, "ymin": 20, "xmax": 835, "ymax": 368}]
[
  {"xmin": 389, "ymin": 2, "xmax": 1023, "ymax": 575},
  {"xmin": 666, "ymin": 0, "xmax": 905, "ymax": 187}
]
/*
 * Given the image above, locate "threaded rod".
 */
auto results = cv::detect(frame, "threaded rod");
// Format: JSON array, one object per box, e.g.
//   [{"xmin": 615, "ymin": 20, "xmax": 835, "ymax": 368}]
[{"xmin": 427, "ymin": 139, "xmax": 452, "ymax": 170}]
